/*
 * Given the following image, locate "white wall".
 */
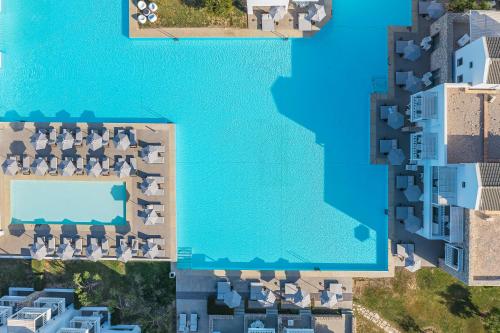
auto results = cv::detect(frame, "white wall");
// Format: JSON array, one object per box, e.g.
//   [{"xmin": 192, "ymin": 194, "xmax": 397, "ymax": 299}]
[
  {"xmin": 456, "ymin": 163, "xmax": 480, "ymax": 209},
  {"xmin": 454, "ymin": 37, "xmax": 488, "ymax": 85}
]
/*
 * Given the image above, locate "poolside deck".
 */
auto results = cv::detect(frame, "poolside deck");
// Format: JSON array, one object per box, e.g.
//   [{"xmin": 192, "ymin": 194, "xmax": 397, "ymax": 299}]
[
  {"xmin": 370, "ymin": 0, "xmax": 445, "ymax": 267},
  {"xmin": 128, "ymin": 0, "xmax": 331, "ymax": 39},
  {"xmin": 0, "ymin": 121, "xmax": 176, "ymax": 262}
]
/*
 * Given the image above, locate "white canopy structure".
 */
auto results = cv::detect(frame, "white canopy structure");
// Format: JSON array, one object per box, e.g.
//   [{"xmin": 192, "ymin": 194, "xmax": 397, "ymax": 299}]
[{"xmin": 246, "ymin": 0, "xmax": 288, "ymax": 14}]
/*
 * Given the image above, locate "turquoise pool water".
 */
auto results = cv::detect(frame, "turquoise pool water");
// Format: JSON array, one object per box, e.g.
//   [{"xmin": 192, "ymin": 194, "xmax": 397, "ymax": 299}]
[
  {"xmin": 0, "ymin": 0, "xmax": 411, "ymax": 270},
  {"xmin": 10, "ymin": 180, "xmax": 126, "ymax": 225}
]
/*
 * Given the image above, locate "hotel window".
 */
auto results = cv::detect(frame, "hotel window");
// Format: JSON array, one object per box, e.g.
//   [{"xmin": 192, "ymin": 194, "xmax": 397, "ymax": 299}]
[
  {"xmin": 457, "ymin": 57, "xmax": 463, "ymax": 66},
  {"xmin": 457, "ymin": 75, "xmax": 463, "ymax": 83},
  {"xmin": 462, "ymin": 181, "xmax": 466, "ymax": 188},
  {"xmin": 469, "ymin": 61, "xmax": 473, "ymax": 68}
]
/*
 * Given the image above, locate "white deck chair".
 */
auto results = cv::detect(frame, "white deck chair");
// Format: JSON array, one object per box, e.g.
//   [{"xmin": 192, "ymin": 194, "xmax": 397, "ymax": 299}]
[
  {"xmin": 190, "ymin": 313, "xmax": 198, "ymax": 332},
  {"xmin": 178, "ymin": 313, "xmax": 187, "ymax": 332}
]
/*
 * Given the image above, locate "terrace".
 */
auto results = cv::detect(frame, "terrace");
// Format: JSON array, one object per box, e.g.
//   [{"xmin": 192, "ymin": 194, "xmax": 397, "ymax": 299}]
[{"xmin": 0, "ymin": 121, "xmax": 176, "ymax": 262}]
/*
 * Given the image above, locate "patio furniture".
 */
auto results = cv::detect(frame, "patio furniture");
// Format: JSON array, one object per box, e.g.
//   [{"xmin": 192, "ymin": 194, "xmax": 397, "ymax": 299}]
[
  {"xmin": 380, "ymin": 105, "xmax": 397, "ymax": 120},
  {"xmin": 60, "ymin": 158, "xmax": 76, "ymax": 176},
  {"xmin": 102, "ymin": 128, "xmax": 110, "ymax": 146},
  {"xmin": 22, "ymin": 156, "xmax": 30, "ymax": 175},
  {"xmin": 48, "ymin": 156, "xmax": 58, "ymax": 175},
  {"xmin": 130, "ymin": 157, "xmax": 138, "ymax": 176},
  {"xmin": 379, "ymin": 139, "xmax": 397, "ymax": 154},
  {"xmin": 422, "ymin": 72, "xmax": 433, "ymax": 87},
  {"xmin": 308, "ymin": 4, "xmax": 326, "ymax": 22},
  {"xmin": 298, "ymin": 13, "xmax": 312, "ymax": 31},
  {"xmin": 262, "ymin": 14, "xmax": 275, "ymax": 32},
  {"xmin": 405, "ymin": 214, "xmax": 422, "ymax": 233},
  {"xmin": 87, "ymin": 130, "xmax": 103, "ymax": 151},
  {"xmin": 146, "ymin": 204, "xmax": 164, "ymax": 212},
  {"xmin": 217, "ymin": 281, "xmax": 231, "ymax": 300},
  {"xmin": 47, "ymin": 237, "xmax": 56, "ymax": 254},
  {"xmin": 403, "ymin": 42, "xmax": 421, "ymax": 62},
  {"xmin": 137, "ymin": 0, "xmax": 147, "ymax": 10},
  {"xmin": 86, "ymin": 157, "xmax": 102, "ymax": 177},
  {"xmin": 397, "ymin": 243, "xmax": 422, "ymax": 272},
  {"xmin": 178, "ymin": 314, "xmax": 187, "ymax": 332},
  {"xmin": 74, "ymin": 127, "xmax": 83, "ymax": 146},
  {"xmin": 74, "ymin": 237, "xmax": 83, "ymax": 256},
  {"xmin": 2, "ymin": 157, "xmax": 19, "ymax": 176},
  {"xmin": 101, "ymin": 157, "xmax": 110, "ymax": 176},
  {"xmin": 396, "ymin": 206, "xmax": 414, "ymax": 221},
  {"xmin": 190, "ymin": 313, "xmax": 198, "ymax": 332},
  {"xmin": 270, "ymin": 6, "xmax": 287, "ymax": 22},
  {"xmin": 457, "ymin": 33, "xmax": 470, "ymax": 47},
  {"xmin": 131, "ymin": 238, "xmax": 139, "ymax": 255},
  {"xmin": 395, "ymin": 71, "xmax": 413, "ymax": 86},
  {"xmin": 48, "ymin": 127, "xmax": 57, "ymax": 145},
  {"xmin": 114, "ymin": 131, "xmax": 131, "ymax": 151},
  {"xmin": 405, "ymin": 74, "xmax": 423, "ymax": 93},
  {"xmin": 421, "ymin": 36, "xmax": 432, "ymax": 51},
  {"xmin": 31, "ymin": 131, "xmax": 49, "ymax": 151},
  {"xmin": 101, "ymin": 238, "xmax": 109, "ymax": 256},
  {"xmin": 396, "ymin": 175, "xmax": 414, "ymax": 190},
  {"xmin": 129, "ymin": 129, "xmax": 138, "ymax": 147},
  {"xmin": 395, "ymin": 40, "xmax": 413, "ymax": 54},
  {"xmin": 76, "ymin": 156, "xmax": 84, "ymax": 175}
]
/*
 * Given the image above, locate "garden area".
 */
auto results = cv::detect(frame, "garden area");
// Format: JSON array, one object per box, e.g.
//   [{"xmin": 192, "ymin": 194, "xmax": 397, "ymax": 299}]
[
  {"xmin": 354, "ymin": 268, "xmax": 500, "ymax": 333},
  {"xmin": 141, "ymin": 0, "xmax": 247, "ymax": 28},
  {"xmin": 448, "ymin": 0, "xmax": 493, "ymax": 12},
  {"xmin": 0, "ymin": 259, "xmax": 176, "ymax": 333}
]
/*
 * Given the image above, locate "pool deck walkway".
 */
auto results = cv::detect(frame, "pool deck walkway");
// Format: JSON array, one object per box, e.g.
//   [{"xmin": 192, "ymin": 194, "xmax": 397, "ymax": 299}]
[
  {"xmin": 128, "ymin": 0, "xmax": 331, "ymax": 39},
  {"xmin": 0, "ymin": 121, "xmax": 176, "ymax": 262}
]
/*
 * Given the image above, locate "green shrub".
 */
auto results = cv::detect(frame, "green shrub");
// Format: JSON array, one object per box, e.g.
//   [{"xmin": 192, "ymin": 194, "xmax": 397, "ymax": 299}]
[
  {"xmin": 203, "ymin": 0, "xmax": 233, "ymax": 15},
  {"xmin": 448, "ymin": 0, "xmax": 492, "ymax": 12}
]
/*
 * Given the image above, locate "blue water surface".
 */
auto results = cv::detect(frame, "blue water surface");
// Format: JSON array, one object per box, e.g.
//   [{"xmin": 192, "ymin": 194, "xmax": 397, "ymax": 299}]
[
  {"xmin": 0, "ymin": 0, "xmax": 410, "ymax": 270},
  {"xmin": 11, "ymin": 180, "xmax": 126, "ymax": 225}
]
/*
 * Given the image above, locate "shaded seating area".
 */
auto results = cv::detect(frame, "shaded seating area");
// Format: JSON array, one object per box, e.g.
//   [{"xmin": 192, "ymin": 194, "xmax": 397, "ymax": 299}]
[
  {"xmin": 397, "ymin": 243, "xmax": 422, "ymax": 272},
  {"xmin": 249, "ymin": 282, "xmax": 277, "ymax": 308}
]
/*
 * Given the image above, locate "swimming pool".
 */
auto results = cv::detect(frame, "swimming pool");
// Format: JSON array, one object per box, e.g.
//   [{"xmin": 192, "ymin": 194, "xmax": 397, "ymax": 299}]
[
  {"xmin": 0, "ymin": 0, "xmax": 411, "ymax": 270},
  {"xmin": 10, "ymin": 180, "xmax": 126, "ymax": 225}
]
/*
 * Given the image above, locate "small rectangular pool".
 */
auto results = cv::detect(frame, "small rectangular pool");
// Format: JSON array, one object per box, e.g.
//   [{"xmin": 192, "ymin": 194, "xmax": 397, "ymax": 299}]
[{"xmin": 10, "ymin": 180, "xmax": 127, "ymax": 225}]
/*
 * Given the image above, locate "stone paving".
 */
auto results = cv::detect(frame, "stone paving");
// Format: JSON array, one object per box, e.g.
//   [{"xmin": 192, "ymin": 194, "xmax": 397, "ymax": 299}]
[{"xmin": 354, "ymin": 304, "xmax": 401, "ymax": 333}]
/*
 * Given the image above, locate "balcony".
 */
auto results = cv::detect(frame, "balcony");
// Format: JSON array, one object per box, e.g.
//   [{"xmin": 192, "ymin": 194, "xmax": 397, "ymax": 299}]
[
  {"xmin": 410, "ymin": 91, "xmax": 438, "ymax": 122},
  {"xmin": 445, "ymin": 243, "xmax": 464, "ymax": 271},
  {"xmin": 410, "ymin": 132, "xmax": 438, "ymax": 161}
]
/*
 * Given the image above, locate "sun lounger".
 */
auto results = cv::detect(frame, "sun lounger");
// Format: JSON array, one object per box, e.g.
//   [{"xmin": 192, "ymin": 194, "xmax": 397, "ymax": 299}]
[
  {"xmin": 74, "ymin": 127, "xmax": 83, "ymax": 146},
  {"xmin": 146, "ymin": 204, "xmax": 164, "ymax": 212},
  {"xmin": 217, "ymin": 281, "xmax": 231, "ymax": 300},
  {"xmin": 102, "ymin": 128, "xmax": 110, "ymax": 146},
  {"xmin": 101, "ymin": 238, "xmax": 109, "ymax": 255},
  {"xmin": 47, "ymin": 237, "xmax": 56, "ymax": 254},
  {"xmin": 101, "ymin": 157, "xmax": 110, "ymax": 176},
  {"xmin": 49, "ymin": 156, "xmax": 58, "ymax": 175},
  {"xmin": 131, "ymin": 239, "xmax": 139, "ymax": 255},
  {"xmin": 152, "ymin": 238, "xmax": 166, "ymax": 246},
  {"xmin": 298, "ymin": 13, "xmax": 312, "ymax": 32},
  {"xmin": 48, "ymin": 127, "xmax": 57, "ymax": 145},
  {"xmin": 189, "ymin": 313, "xmax": 198, "ymax": 332},
  {"xmin": 76, "ymin": 156, "xmax": 84, "ymax": 175},
  {"xmin": 130, "ymin": 157, "xmax": 138, "ymax": 177},
  {"xmin": 396, "ymin": 206, "xmax": 414, "ymax": 221},
  {"xmin": 150, "ymin": 176, "xmax": 165, "ymax": 184},
  {"xmin": 262, "ymin": 13, "xmax": 275, "ymax": 32},
  {"xmin": 22, "ymin": 156, "xmax": 31, "ymax": 175},
  {"xmin": 120, "ymin": 238, "xmax": 128, "ymax": 248},
  {"xmin": 154, "ymin": 217, "xmax": 165, "ymax": 225},
  {"xmin": 154, "ymin": 188, "xmax": 165, "ymax": 196},
  {"xmin": 74, "ymin": 238, "xmax": 83, "ymax": 256},
  {"xmin": 379, "ymin": 139, "xmax": 397, "ymax": 154},
  {"xmin": 396, "ymin": 175, "xmax": 414, "ymax": 190},
  {"xmin": 129, "ymin": 129, "xmax": 138, "ymax": 147},
  {"xmin": 178, "ymin": 313, "xmax": 187, "ymax": 332}
]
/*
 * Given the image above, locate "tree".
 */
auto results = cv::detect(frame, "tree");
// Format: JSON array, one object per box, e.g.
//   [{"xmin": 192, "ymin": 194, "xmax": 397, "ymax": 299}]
[
  {"xmin": 203, "ymin": 0, "xmax": 233, "ymax": 15},
  {"xmin": 484, "ymin": 308, "xmax": 500, "ymax": 333},
  {"xmin": 448, "ymin": 0, "xmax": 492, "ymax": 12}
]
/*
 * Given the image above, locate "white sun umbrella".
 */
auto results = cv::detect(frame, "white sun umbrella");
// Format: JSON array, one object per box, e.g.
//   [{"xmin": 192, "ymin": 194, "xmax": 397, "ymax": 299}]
[
  {"xmin": 388, "ymin": 148, "xmax": 405, "ymax": 166},
  {"xmin": 404, "ymin": 184, "xmax": 422, "ymax": 202},
  {"xmin": 405, "ymin": 214, "xmax": 422, "ymax": 233},
  {"xmin": 87, "ymin": 132, "xmax": 103, "ymax": 151},
  {"xmin": 141, "ymin": 178, "xmax": 159, "ymax": 195},
  {"xmin": 32, "ymin": 158, "xmax": 49, "ymax": 176},
  {"xmin": 114, "ymin": 160, "xmax": 131, "ymax": 178},
  {"xmin": 30, "ymin": 242, "xmax": 48, "ymax": 260},
  {"xmin": 320, "ymin": 290, "xmax": 338, "ymax": 308},
  {"xmin": 308, "ymin": 4, "xmax": 326, "ymax": 22},
  {"xmin": 86, "ymin": 244, "xmax": 103, "ymax": 262},
  {"xmin": 428, "ymin": 1, "xmax": 445, "ymax": 19},
  {"xmin": 403, "ymin": 42, "xmax": 421, "ymax": 62},
  {"xmin": 57, "ymin": 132, "xmax": 75, "ymax": 151},
  {"xmin": 137, "ymin": 0, "xmax": 147, "ymax": 10},
  {"xmin": 388, "ymin": 109, "xmax": 404, "ymax": 129},
  {"xmin": 293, "ymin": 289, "xmax": 311, "ymax": 308},
  {"xmin": 223, "ymin": 290, "xmax": 242, "ymax": 308},
  {"xmin": 145, "ymin": 243, "xmax": 159, "ymax": 259},
  {"xmin": 114, "ymin": 133, "xmax": 131, "ymax": 151},
  {"xmin": 257, "ymin": 288, "xmax": 276, "ymax": 307},
  {"xmin": 270, "ymin": 6, "xmax": 287, "ymax": 21},
  {"xmin": 143, "ymin": 209, "xmax": 160, "ymax": 225},
  {"xmin": 141, "ymin": 146, "xmax": 158, "ymax": 163},
  {"xmin": 138, "ymin": 14, "xmax": 147, "ymax": 24},
  {"xmin": 404, "ymin": 74, "xmax": 423, "ymax": 93},
  {"xmin": 31, "ymin": 132, "xmax": 48, "ymax": 151},
  {"xmin": 57, "ymin": 243, "xmax": 75, "ymax": 261},
  {"xmin": 59, "ymin": 159, "xmax": 76, "ymax": 176},
  {"xmin": 117, "ymin": 245, "xmax": 132, "ymax": 263},
  {"xmin": 2, "ymin": 159, "xmax": 19, "ymax": 176},
  {"xmin": 86, "ymin": 160, "xmax": 102, "ymax": 177}
]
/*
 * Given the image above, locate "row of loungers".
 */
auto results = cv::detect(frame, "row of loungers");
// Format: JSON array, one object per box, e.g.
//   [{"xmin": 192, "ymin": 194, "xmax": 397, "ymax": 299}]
[
  {"xmin": 31, "ymin": 235, "xmax": 167, "ymax": 261},
  {"xmin": 10, "ymin": 155, "xmax": 138, "ymax": 177},
  {"xmin": 35, "ymin": 126, "xmax": 138, "ymax": 148}
]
